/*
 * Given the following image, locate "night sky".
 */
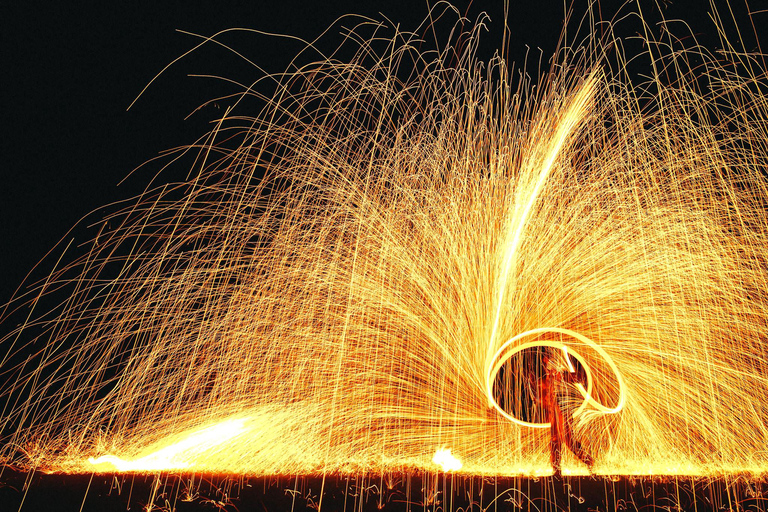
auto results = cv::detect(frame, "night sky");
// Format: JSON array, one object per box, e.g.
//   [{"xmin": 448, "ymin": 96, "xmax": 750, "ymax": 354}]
[
  {"xmin": 0, "ymin": 1, "xmax": 514, "ymax": 307},
  {"xmin": 0, "ymin": 1, "xmax": 755, "ymax": 307}
]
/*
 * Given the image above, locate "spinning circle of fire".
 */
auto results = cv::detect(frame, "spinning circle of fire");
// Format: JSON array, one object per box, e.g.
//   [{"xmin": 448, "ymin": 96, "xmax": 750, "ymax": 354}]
[{"xmin": 485, "ymin": 327, "xmax": 626, "ymax": 428}]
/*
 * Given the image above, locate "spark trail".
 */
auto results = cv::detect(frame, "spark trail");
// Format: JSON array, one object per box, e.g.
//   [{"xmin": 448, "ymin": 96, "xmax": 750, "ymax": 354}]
[{"xmin": 1, "ymin": 4, "xmax": 767, "ymax": 478}]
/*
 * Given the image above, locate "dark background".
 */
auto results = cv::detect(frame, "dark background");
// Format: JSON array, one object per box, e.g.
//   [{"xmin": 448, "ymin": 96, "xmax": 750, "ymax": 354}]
[
  {"xmin": 1, "ymin": 467, "xmax": 765, "ymax": 512},
  {"xmin": 0, "ymin": 0, "xmax": 761, "ymax": 307}
]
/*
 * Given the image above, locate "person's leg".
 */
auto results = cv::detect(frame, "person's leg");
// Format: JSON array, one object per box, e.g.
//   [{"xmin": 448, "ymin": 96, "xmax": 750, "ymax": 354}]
[
  {"xmin": 564, "ymin": 426, "xmax": 594, "ymax": 472},
  {"xmin": 571, "ymin": 440, "xmax": 594, "ymax": 468},
  {"xmin": 550, "ymin": 418, "xmax": 563, "ymax": 477},
  {"xmin": 550, "ymin": 435, "xmax": 562, "ymax": 477}
]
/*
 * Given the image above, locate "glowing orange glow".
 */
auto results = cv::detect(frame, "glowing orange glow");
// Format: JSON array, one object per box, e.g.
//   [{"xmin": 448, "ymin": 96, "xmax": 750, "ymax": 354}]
[
  {"xmin": 432, "ymin": 448, "xmax": 462, "ymax": 472},
  {"xmin": 1, "ymin": 4, "xmax": 767, "ymax": 478},
  {"xmin": 88, "ymin": 417, "xmax": 249, "ymax": 472}
]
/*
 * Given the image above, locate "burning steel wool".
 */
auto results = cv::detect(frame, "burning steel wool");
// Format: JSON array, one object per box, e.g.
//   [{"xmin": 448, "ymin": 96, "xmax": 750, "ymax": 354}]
[{"xmin": 1, "ymin": 3, "xmax": 767, "ymax": 478}]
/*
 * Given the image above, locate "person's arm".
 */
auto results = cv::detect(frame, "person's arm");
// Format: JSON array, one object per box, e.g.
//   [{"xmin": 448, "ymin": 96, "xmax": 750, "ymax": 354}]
[{"xmin": 562, "ymin": 370, "xmax": 586, "ymax": 385}]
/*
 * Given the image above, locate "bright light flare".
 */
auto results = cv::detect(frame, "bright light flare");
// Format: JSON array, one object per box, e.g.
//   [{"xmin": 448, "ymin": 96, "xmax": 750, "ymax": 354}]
[
  {"xmin": 433, "ymin": 448, "xmax": 463, "ymax": 472},
  {"xmin": 89, "ymin": 418, "xmax": 249, "ymax": 472}
]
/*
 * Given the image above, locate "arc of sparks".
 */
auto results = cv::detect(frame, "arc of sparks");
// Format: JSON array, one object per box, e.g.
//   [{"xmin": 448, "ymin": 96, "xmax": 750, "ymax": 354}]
[
  {"xmin": 3, "ymin": 5, "xmax": 768, "ymax": 477},
  {"xmin": 485, "ymin": 70, "xmax": 600, "ymax": 408},
  {"xmin": 485, "ymin": 327, "xmax": 626, "ymax": 428}
]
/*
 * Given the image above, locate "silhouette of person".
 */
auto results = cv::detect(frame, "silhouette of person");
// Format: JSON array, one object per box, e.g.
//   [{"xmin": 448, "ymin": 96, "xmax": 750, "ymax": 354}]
[{"xmin": 539, "ymin": 350, "xmax": 594, "ymax": 478}]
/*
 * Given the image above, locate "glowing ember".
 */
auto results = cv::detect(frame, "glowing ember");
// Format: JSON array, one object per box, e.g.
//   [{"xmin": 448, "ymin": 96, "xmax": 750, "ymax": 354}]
[{"xmin": 432, "ymin": 448, "xmax": 462, "ymax": 472}]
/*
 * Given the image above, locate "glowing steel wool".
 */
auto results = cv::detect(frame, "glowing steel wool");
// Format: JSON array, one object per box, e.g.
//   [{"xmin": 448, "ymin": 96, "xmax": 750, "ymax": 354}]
[
  {"xmin": 433, "ymin": 448, "xmax": 462, "ymax": 472},
  {"xmin": 562, "ymin": 347, "xmax": 575, "ymax": 373},
  {"xmin": 1, "ymin": 4, "xmax": 768, "ymax": 477}
]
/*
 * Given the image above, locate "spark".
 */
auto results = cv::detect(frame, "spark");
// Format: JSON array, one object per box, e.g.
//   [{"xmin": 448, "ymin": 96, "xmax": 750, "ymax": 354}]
[{"xmin": 0, "ymin": 3, "xmax": 767, "ymax": 477}]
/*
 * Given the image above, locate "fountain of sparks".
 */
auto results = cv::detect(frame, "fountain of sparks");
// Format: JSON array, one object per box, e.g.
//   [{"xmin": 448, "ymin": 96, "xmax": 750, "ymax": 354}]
[{"xmin": 1, "ymin": 4, "xmax": 767, "ymax": 479}]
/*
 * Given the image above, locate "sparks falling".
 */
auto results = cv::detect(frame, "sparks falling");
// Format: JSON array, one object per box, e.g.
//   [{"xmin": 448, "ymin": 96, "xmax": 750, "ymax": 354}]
[{"xmin": 1, "ymin": 4, "xmax": 767, "ymax": 477}]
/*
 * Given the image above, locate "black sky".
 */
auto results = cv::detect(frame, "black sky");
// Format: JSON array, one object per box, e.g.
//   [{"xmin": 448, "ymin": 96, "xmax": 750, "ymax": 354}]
[
  {"xmin": 0, "ymin": 1, "xmax": 758, "ymax": 307},
  {"xmin": 0, "ymin": 1, "xmax": 534, "ymax": 306}
]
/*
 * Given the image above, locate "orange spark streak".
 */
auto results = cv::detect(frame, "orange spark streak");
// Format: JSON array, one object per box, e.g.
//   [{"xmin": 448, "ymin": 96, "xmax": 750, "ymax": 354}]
[{"xmin": 1, "ymin": 3, "xmax": 767, "ymax": 477}]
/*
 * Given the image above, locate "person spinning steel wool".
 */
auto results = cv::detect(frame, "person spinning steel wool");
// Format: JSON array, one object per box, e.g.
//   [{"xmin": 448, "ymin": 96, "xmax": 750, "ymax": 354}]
[{"xmin": 538, "ymin": 350, "xmax": 595, "ymax": 478}]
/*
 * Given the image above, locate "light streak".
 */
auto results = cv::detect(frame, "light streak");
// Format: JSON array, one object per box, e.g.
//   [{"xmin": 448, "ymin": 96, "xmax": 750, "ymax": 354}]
[
  {"xmin": 0, "ymin": 3, "xmax": 767, "ymax": 477},
  {"xmin": 563, "ymin": 346, "xmax": 575, "ymax": 373},
  {"xmin": 485, "ymin": 71, "xmax": 599, "ymax": 387},
  {"xmin": 88, "ymin": 417, "xmax": 248, "ymax": 472},
  {"xmin": 486, "ymin": 328, "xmax": 626, "ymax": 428}
]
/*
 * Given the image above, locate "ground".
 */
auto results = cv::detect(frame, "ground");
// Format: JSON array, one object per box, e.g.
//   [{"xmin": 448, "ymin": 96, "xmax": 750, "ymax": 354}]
[{"xmin": 1, "ymin": 468, "xmax": 766, "ymax": 511}]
